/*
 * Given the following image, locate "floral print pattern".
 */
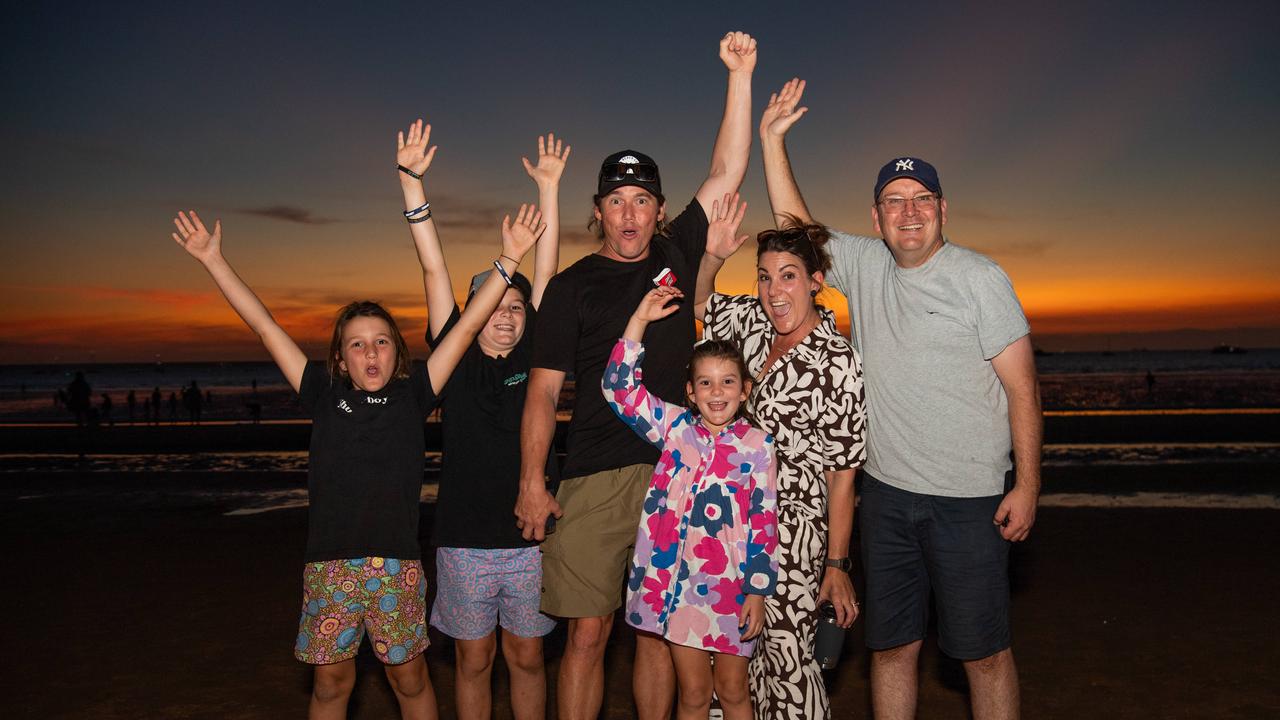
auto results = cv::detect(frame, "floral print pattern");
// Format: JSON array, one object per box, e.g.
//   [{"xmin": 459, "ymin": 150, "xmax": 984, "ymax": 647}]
[
  {"xmin": 602, "ymin": 338, "xmax": 778, "ymax": 656},
  {"xmin": 704, "ymin": 293, "xmax": 866, "ymax": 718}
]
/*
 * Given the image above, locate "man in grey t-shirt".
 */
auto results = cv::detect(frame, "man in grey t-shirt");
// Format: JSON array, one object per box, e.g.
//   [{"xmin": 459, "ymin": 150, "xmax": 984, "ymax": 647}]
[{"xmin": 754, "ymin": 79, "xmax": 1042, "ymax": 719}]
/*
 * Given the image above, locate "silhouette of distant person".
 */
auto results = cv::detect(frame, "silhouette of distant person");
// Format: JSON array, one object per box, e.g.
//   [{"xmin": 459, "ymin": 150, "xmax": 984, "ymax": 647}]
[
  {"xmin": 127, "ymin": 390, "xmax": 137, "ymax": 423},
  {"xmin": 151, "ymin": 387, "xmax": 162, "ymax": 425},
  {"xmin": 67, "ymin": 372, "xmax": 91, "ymax": 427},
  {"xmin": 183, "ymin": 380, "xmax": 203, "ymax": 424},
  {"xmin": 168, "ymin": 391, "xmax": 178, "ymax": 419},
  {"xmin": 1145, "ymin": 369, "xmax": 1156, "ymax": 399},
  {"xmin": 100, "ymin": 393, "xmax": 114, "ymax": 426}
]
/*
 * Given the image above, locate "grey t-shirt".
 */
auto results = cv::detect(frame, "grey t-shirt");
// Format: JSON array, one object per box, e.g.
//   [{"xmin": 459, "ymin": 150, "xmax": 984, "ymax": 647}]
[{"xmin": 826, "ymin": 231, "xmax": 1030, "ymax": 497}]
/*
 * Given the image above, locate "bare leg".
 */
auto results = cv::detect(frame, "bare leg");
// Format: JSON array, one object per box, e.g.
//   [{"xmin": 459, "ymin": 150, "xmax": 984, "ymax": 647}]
[
  {"xmin": 557, "ymin": 615, "xmax": 613, "ymax": 720},
  {"xmin": 454, "ymin": 634, "xmax": 497, "ymax": 720},
  {"xmin": 309, "ymin": 660, "xmax": 356, "ymax": 720},
  {"xmin": 500, "ymin": 629, "xmax": 547, "ymax": 720},
  {"xmin": 668, "ymin": 643, "xmax": 714, "ymax": 720},
  {"xmin": 634, "ymin": 630, "xmax": 676, "ymax": 720},
  {"xmin": 711, "ymin": 652, "xmax": 752, "ymax": 720},
  {"xmin": 964, "ymin": 647, "xmax": 1020, "ymax": 720},
  {"xmin": 871, "ymin": 640, "xmax": 922, "ymax": 720},
  {"xmin": 384, "ymin": 654, "xmax": 438, "ymax": 720}
]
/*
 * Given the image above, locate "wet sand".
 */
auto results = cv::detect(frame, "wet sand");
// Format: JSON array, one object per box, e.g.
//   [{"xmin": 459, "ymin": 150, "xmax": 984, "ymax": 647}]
[{"xmin": 5, "ymin": 468, "xmax": 1278, "ymax": 719}]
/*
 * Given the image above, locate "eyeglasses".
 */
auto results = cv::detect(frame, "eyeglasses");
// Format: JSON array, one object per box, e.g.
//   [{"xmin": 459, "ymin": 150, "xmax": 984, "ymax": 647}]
[
  {"xmin": 600, "ymin": 162, "xmax": 659, "ymax": 183},
  {"xmin": 877, "ymin": 193, "xmax": 939, "ymax": 212}
]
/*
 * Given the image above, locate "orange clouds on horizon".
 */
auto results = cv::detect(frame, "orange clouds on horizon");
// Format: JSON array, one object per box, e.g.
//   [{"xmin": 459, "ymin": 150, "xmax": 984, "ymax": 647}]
[{"xmin": 2, "ymin": 291, "xmax": 1277, "ymax": 363}]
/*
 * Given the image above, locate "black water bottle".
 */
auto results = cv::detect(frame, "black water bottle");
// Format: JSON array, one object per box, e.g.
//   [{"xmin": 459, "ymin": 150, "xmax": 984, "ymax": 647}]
[{"xmin": 814, "ymin": 601, "xmax": 846, "ymax": 670}]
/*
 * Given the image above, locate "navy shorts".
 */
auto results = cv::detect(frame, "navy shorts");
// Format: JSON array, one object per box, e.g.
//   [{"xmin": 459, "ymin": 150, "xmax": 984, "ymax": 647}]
[{"xmin": 859, "ymin": 473, "xmax": 1011, "ymax": 660}]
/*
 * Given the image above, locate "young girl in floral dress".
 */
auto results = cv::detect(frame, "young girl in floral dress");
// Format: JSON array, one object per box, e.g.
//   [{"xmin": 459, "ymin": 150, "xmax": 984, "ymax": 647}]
[{"xmin": 602, "ymin": 285, "xmax": 778, "ymax": 720}]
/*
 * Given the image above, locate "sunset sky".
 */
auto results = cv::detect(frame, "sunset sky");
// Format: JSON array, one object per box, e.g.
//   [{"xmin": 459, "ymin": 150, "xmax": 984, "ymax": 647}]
[{"xmin": 3, "ymin": 1, "xmax": 1278, "ymax": 362}]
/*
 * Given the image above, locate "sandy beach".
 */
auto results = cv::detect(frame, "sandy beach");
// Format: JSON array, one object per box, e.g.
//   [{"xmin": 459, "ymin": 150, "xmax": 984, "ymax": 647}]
[{"xmin": 5, "ymin": 425, "xmax": 1279, "ymax": 719}]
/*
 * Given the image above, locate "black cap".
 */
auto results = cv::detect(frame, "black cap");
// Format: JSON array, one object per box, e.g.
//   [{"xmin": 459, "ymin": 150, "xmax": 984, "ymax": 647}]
[
  {"xmin": 596, "ymin": 149, "xmax": 662, "ymax": 199},
  {"xmin": 873, "ymin": 157, "xmax": 942, "ymax": 200}
]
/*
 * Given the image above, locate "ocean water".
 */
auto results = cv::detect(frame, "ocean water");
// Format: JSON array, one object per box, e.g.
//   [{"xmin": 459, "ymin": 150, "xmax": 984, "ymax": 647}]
[{"xmin": 4, "ymin": 349, "xmax": 1279, "ymax": 394}]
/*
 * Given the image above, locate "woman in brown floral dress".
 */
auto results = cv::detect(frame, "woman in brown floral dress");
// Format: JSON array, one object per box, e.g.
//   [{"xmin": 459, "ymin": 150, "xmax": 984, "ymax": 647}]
[{"xmin": 695, "ymin": 195, "xmax": 866, "ymax": 719}]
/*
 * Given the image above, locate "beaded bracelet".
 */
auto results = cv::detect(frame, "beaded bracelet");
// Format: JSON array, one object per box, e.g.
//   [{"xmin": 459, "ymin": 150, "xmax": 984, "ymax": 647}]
[{"xmin": 407, "ymin": 209, "xmax": 433, "ymax": 224}]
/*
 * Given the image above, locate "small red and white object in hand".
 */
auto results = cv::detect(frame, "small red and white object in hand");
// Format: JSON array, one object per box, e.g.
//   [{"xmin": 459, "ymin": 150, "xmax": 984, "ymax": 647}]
[{"xmin": 653, "ymin": 267, "xmax": 677, "ymax": 287}]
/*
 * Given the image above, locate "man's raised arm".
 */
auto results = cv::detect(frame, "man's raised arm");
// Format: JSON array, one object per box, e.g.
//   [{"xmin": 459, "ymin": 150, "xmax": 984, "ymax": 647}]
[{"xmin": 694, "ymin": 31, "xmax": 756, "ymax": 215}]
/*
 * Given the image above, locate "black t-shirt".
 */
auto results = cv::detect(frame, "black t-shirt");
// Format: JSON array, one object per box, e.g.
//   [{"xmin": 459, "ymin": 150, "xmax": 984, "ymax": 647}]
[
  {"xmin": 531, "ymin": 199, "xmax": 708, "ymax": 480},
  {"xmin": 299, "ymin": 361, "xmax": 437, "ymax": 562},
  {"xmin": 427, "ymin": 305, "xmax": 559, "ymax": 548}
]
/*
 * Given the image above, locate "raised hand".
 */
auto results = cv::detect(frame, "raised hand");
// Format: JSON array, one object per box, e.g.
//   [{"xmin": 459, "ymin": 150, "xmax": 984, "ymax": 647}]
[
  {"xmin": 171, "ymin": 210, "xmax": 223, "ymax": 265},
  {"xmin": 706, "ymin": 192, "xmax": 749, "ymax": 261},
  {"xmin": 761, "ymin": 78, "xmax": 808, "ymax": 139},
  {"xmin": 521, "ymin": 133, "xmax": 571, "ymax": 189},
  {"xmin": 396, "ymin": 118, "xmax": 438, "ymax": 179},
  {"xmin": 500, "ymin": 204, "xmax": 546, "ymax": 261},
  {"xmin": 719, "ymin": 30, "xmax": 758, "ymax": 73},
  {"xmin": 633, "ymin": 286, "xmax": 684, "ymax": 323}
]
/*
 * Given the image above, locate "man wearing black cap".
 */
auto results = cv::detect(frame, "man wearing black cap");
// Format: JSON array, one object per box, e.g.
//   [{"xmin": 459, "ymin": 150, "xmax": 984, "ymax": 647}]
[
  {"xmin": 745, "ymin": 79, "xmax": 1042, "ymax": 720},
  {"xmin": 514, "ymin": 31, "xmax": 757, "ymax": 720}
]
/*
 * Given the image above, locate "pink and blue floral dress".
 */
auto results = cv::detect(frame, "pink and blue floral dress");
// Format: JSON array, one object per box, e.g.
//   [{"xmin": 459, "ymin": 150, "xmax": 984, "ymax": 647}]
[{"xmin": 602, "ymin": 337, "xmax": 779, "ymax": 656}]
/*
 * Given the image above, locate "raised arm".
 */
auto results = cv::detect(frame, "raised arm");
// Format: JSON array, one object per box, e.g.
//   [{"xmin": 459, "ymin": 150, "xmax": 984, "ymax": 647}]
[
  {"xmin": 694, "ymin": 31, "xmax": 756, "ymax": 215},
  {"xmin": 521, "ymin": 133, "xmax": 570, "ymax": 309},
  {"xmin": 171, "ymin": 211, "xmax": 307, "ymax": 392},
  {"xmin": 396, "ymin": 118, "xmax": 452, "ymax": 339},
  {"xmin": 990, "ymin": 335, "xmax": 1042, "ymax": 541},
  {"xmin": 695, "ymin": 192, "xmax": 749, "ymax": 319},
  {"xmin": 759, "ymin": 78, "xmax": 816, "ymax": 227},
  {"xmin": 424, "ymin": 205, "xmax": 545, "ymax": 394}
]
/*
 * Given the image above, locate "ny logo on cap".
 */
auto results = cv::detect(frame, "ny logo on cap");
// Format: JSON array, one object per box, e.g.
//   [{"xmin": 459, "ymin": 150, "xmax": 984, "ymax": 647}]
[{"xmin": 895, "ymin": 159, "xmax": 914, "ymax": 171}]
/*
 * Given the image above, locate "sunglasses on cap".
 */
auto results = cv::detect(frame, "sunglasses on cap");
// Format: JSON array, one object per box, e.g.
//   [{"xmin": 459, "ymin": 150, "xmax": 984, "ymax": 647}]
[{"xmin": 599, "ymin": 162, "xmax": 659, "ymax": 183}]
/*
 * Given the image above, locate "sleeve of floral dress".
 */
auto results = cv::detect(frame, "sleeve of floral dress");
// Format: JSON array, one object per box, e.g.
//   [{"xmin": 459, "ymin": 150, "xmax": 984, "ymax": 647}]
[
  {"xmin": 821, "ymin": 345, "xmax": 868, "ymax": 471},
  {"xmin": 601, "ymin": 337, "xmax": 686, "ymax": 449},
  {"xmin": 741, "ymin": 434, "xmax": 779, "ymax": 596}
]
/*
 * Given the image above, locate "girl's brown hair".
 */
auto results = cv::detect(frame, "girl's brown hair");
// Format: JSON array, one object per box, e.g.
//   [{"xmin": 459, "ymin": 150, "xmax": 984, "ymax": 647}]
[
  {"xmin": 326, "ymin": 300, "xmax": 412, "ymax": 383},
  {"xmin": 685, "ymin": 339, "xmax": 757, "ymax": 426}
]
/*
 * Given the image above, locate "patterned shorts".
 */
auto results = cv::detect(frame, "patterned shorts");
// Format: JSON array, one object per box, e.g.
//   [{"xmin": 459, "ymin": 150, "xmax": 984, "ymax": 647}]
[
  {"xmin": 294, "ymin": 557, "xmax": 429, "ymax": 666},
  {"xmin": 431, "ymin": 547, "xmax": 557, "ymax": 640}
]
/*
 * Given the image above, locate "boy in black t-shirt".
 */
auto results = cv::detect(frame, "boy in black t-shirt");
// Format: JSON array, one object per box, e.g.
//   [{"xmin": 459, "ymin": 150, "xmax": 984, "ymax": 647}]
[
  {"xmin": 399, "ymin": 122, "xmax": 569, "ymax": 720},
  {"xmin": 513, "ymin": 30, "xmax": 759, "ymax": 720}
]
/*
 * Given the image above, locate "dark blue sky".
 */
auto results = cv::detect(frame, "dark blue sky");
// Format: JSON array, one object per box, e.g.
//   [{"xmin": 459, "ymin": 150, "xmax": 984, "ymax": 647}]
[{"xmin": 3, "ymin": 1, "xmax": 1278, "ymax": 360}]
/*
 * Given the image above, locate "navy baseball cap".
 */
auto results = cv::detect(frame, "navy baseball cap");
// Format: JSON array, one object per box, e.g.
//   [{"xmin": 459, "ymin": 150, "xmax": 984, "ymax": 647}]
[
  {"xmin": 596, "ymin": 149, "xmax": 663, "ymax": 199},
  {"xmin": 873, "ymin": 157, "xmax": 942, "ymax": 200}
]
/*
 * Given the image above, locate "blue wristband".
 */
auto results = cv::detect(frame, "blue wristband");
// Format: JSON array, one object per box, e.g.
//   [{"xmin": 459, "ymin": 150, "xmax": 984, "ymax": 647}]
[
  {"xmin": 403, "ymin": 201, "xmax": 430, "ymax": 218},
  {"xmin": 492, "ymin": 259, "xmax": 514, "ymax": 286}
]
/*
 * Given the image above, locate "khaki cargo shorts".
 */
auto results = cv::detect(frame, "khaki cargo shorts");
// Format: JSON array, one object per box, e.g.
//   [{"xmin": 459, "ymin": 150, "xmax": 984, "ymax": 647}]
[{"xmin": 539, "ymin": 463, "xmax": 653, "ymax": 618}]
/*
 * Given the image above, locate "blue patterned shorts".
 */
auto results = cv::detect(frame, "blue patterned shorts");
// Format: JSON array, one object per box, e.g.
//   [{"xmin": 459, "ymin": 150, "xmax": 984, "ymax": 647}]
[{"xmin": 431, "ymin": 547, "xmax": 556, "ymax": 640}]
